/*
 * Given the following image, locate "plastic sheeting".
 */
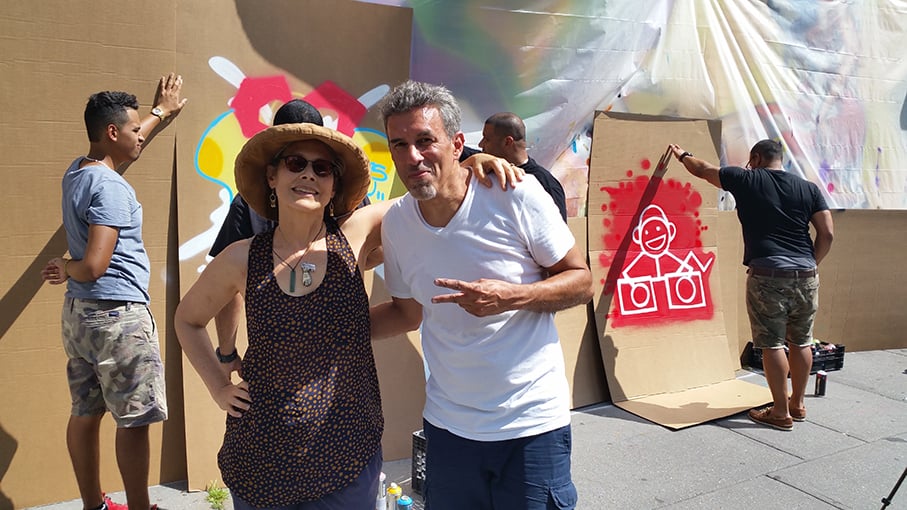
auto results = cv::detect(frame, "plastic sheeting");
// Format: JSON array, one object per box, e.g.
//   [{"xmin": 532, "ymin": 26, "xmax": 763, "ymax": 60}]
[{"xmin": 364, "ymin": 0, "xmax": 907, "ymax": 211}]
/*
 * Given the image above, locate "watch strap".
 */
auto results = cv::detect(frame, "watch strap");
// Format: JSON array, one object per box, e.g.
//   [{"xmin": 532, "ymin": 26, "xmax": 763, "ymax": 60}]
[
  {"xmin": 151, "ymin": 107, "xmax": 166, "ymax": 122},
  {"xmin": 215, "ymin": 346, "xmax": 238, "ymax": 363}
]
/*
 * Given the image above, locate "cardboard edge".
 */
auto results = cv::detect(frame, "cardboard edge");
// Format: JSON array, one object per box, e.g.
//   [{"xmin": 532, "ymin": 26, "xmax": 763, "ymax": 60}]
[{"xmin": 613, "ymin": 378, "xmax": 771, "ymax": 429}]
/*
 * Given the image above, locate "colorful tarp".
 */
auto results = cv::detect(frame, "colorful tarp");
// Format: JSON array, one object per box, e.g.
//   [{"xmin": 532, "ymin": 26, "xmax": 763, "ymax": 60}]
[{"xmin": 367, "ymin": 0, "xmax": 907, "ymax": 211}]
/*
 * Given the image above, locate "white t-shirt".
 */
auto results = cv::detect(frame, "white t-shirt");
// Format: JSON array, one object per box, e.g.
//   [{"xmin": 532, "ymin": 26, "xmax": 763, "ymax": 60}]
[{"xmin": 381, "ymin": 174, "xmax": 575, "ymax": 441}]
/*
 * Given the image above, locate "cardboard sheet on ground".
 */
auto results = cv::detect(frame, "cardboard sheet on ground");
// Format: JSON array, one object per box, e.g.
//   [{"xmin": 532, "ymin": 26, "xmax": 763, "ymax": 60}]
[{"xmin": 588, "ymin": 112, "xmax": 769, "ymax": 429}]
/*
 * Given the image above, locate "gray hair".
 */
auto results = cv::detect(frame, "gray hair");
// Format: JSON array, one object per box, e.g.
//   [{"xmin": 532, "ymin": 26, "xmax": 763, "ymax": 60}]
[{"xmin": 377, "ymin": 80, "xmax": 461, "ymax": 139}]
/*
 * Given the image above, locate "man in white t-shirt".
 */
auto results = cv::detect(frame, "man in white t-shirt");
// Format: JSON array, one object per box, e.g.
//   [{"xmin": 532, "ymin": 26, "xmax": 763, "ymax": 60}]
[{"xmin": 371, "ymin": 81, "xmax": 593, "ymax": 510}]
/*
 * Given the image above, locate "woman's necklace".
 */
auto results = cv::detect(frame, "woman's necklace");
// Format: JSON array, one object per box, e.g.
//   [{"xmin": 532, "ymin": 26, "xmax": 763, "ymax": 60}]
[{"xmin": 272, "ymin": 222, "xmax": 325, "ymax": 292}]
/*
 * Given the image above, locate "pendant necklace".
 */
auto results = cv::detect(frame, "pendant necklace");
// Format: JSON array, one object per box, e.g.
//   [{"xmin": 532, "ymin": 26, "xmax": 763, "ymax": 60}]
[{"xmin": 272, "ymin": 222, "xmax": 325, "ymax": 293}]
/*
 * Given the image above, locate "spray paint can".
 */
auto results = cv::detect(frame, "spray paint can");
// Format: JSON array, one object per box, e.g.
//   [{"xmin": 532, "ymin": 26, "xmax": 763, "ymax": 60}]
[
  {"xmin": 814, "ymin": 370, "xmax": 827, "ymax": 396},
  {"xmin": 396, "ymin": 495, "xmax": 414, "ymax": 509},
  {"xmin": 386, "ymin": 483, "xmax": 402, "ymax": 510},
  {"xmin": 376, "ymin": 472, "xmax": 386, "ymax": 510}
]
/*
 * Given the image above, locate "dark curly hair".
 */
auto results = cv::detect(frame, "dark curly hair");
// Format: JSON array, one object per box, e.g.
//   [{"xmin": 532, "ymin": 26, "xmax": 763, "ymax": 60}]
[{"xmin": 84, "ymin": 91, "xmax": 139, "ymax": 142}]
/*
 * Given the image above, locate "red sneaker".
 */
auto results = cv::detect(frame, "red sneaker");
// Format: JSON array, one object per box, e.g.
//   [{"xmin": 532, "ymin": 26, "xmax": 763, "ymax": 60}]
[
  {"xmin": 100, "ymin": 492, "xmax": 158, "ymax": 509},
  {"xmin": 102, "ymin": 494, "xmax": 129, "ymax": 510}
]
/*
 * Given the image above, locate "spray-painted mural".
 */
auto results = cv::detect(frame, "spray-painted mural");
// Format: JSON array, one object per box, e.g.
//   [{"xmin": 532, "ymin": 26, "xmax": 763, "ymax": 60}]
[
  {"xmin": 594, "ymin": 150, "xmax": 716, "ymax": 327},
  {"xmin": 362, "ymin": 0, "xmax": 907, "ymax": 211},
  {"xmin": 179, "ymin": 56, "xmax": 396, "ymax": 267},
  {"xmin": 612, "ymin": 203, "xmax": 713, "ymax": 320}
]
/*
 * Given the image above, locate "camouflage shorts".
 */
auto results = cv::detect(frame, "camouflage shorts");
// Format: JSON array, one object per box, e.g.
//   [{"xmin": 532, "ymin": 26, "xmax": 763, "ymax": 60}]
[
  {"xmin": 745, "ymin": 274, "xmax": 819, "ymax": 350},
  {"xmin": 62, "ymin": 297, "xmax": 168, "ymax": 427}
]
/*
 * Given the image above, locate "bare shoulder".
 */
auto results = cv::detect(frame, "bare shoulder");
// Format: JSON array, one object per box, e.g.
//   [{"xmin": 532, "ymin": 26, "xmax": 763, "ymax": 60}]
[
  {"xmin": 338, "ymin": 199, "xmax": 400, "ymax": 267},
  {"xmin": 203, "ymin": 237, "xmax": 251, "ymax": 286},
  {"xmin": 338, "ymin": 199, "xmax": 398, "ymax": 235},
  {"xmin": 216, "ymin": 237, "xmax": 252, "ymax": 265}
]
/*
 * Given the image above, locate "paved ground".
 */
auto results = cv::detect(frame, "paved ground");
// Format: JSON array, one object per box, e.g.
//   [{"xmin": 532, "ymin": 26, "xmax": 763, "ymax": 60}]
[{"xmin": 26, "ymin": 348, "xmax": 907, "ymax": 510}]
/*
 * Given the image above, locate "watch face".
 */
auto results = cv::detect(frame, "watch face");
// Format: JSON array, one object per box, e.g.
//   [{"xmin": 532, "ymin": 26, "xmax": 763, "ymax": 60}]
[{"xmin": 152, "ymin": 107, "xmax": 164, "ymax": 117}]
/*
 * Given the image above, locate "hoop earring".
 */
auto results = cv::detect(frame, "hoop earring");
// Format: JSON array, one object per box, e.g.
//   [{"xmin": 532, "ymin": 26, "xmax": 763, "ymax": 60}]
[{"xmin": 269, "ymin": 190, "xmax": 277, "ymax": 208}]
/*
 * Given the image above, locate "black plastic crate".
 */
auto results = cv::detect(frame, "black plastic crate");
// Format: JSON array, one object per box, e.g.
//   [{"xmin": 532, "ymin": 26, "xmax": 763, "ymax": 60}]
[
  {"xmin": 744, "ymin": 341, "xmax": 844, "ymax": 374},
  {"xmin": 812, "ymin": 344, "xmax": 846, "ymax": 372},
  {"xmin": 412, "ymin": 429, "xmax": 426, "ymax": 496}
]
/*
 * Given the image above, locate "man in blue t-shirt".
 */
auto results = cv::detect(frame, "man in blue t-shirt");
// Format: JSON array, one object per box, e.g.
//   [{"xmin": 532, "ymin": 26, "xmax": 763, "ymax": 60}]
[
  {"xmin": 669, "ymin": 139, "xmax": 834, "ymax": 432},
  {"xmin": 41, "ymin": 75, "xmax": 187, "ymax": 510}
]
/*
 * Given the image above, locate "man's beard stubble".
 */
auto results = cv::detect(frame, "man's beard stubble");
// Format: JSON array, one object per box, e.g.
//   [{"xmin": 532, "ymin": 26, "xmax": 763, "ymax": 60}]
[{"xmin": 409, "ymin": 182, "xmax": 437, "ymax": 201}]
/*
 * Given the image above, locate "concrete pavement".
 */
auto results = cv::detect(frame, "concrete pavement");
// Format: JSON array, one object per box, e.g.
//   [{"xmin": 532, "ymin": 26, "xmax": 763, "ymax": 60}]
[{"xmin": 26, "ymin": 348, "xmax": 907, "ymax": 510}]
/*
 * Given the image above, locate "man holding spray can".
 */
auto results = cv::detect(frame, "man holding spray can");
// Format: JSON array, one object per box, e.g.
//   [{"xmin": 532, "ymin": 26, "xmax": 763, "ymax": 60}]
[{"xmin": 668, "ymin": 139, "xmax": 834, "ymax": 431}]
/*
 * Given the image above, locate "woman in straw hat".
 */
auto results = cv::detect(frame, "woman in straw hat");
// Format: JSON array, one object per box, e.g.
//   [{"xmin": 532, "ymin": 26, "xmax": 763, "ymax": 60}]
[{"xmin": 175, "ymin": 123, "xmax": 520, "ymax": 509}]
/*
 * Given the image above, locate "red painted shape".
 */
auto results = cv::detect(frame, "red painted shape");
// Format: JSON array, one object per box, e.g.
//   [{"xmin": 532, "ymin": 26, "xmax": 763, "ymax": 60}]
[
  {"xmin": 233, "ymin": 76, "xmax": 293, "ymax": 137},
  {"xmin": 302, "ymin": 80, "xmax": 367, "ymax": 136},
  {"xmin": 597, "ymin": 173, "xmax": 715, "ymax": 327},
  {"xmin": 641, "ymin": 159, "xmax": 651, "ymax": 170},
  {"xmin": 230, "ymin": 77, "xmax": 367, "ymax": 139}
]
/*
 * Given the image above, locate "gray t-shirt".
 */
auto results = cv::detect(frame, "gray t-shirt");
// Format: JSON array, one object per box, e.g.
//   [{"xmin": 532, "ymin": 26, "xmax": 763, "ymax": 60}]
[{"xmin": 61, "ymin": 158, "xmax": 150, "ymax": 303}]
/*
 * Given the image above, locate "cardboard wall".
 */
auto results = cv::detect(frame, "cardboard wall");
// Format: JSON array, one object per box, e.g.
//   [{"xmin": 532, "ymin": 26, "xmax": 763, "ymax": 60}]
[
  {"xmin": 0, "ymin": 1, "xmax": 609, "ymax": 505},
  {"xmin": 718, "ymin": 209, "xmax": 907, "ymax": 355},
  {"xmin": 0, "ymin": 2, "xmax": 185, "ymax": 509},
  {"xmin": 559, "ymin": 217, "xmax": 610, "ymax": 409}
]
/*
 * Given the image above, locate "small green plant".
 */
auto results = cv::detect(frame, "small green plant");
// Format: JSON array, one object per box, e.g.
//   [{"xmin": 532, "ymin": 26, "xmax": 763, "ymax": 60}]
[{"xmin": 205, "ymin": 480, "xmax": 229, "ymax": 510}]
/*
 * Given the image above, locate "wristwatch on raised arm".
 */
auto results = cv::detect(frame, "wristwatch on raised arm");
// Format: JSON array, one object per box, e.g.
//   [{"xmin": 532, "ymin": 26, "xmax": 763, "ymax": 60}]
[{"xmin": 151, "ymin": 106, "xmax": 167, "ymax": 122}]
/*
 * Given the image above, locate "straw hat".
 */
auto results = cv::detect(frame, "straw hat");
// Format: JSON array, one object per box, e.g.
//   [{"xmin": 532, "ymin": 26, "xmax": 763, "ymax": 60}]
[{"xmin": 234, "ymin": 123, "xmax": 370, "ymax": 221}]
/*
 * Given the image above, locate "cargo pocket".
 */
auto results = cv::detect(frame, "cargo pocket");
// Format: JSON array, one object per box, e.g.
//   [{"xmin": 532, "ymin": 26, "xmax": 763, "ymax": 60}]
[{"xmin": 550, "ymin": 479, "xmax": 578, "ymax": 509}]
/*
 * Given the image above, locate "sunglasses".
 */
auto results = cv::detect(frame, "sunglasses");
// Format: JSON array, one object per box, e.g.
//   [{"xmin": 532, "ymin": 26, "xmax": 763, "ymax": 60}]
[{"xmin": 277, "ymin": 155, "xmax": 336, "ymax": 177}]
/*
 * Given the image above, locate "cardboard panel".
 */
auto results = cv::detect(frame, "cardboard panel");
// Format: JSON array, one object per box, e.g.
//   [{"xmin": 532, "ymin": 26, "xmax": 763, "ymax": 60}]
[
  {"xmin": 716, "ymin": 209, "xmax": 907, "ymax": 356},
  {"xmin": 721, "ymin": 209, "xmax": 907, "ymax": 354},
  {"xmin": 716, "ymin": 211, "xmax": 746, "ymax": 363},
  {"xmin": 366, "ymin": 270, "xmax": 428, "ymax": 463},
  {"xmin": 588, "ymin": 112, "xmax": 770, "ymax": 426},
  {"xmin": 0, "ymin": 1, "xmax": 183, "ymax": 507}
]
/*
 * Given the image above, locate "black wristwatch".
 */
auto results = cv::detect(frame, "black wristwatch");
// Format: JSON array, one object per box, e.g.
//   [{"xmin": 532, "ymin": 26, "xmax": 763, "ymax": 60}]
[
  {"xmin": 216, "ymin": 346, "xmax": 239, "ymax": 363},
  {"xmin": 679, "ymin": 151, "xmax": 693, "ymax": 162}
]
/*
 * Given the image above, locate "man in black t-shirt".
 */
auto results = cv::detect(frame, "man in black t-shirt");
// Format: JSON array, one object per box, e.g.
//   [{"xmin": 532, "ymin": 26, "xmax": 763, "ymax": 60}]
[
  {"xmin": 669, "ymin": 139, "xmax": 834, "ymax": 431},
  {"xmin": 476, "ymin": 112, "xmax": 568, "ymax": 221}
]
